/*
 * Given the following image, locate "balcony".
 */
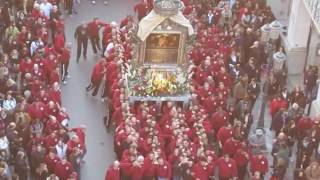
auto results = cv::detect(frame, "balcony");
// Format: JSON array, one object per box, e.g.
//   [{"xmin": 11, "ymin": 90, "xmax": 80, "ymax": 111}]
[{"xmin": 304, "ymin": 0, "xmax": 320, "ymax": 33}]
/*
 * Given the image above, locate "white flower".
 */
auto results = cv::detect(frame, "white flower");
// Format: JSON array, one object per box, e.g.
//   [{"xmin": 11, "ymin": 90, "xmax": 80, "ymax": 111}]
[{"xmin": 177, "ymin": 74, "xmax": 186, "ymax": 84}]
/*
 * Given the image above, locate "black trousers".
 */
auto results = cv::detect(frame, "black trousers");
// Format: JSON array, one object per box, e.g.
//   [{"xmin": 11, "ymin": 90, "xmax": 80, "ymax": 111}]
[
  {"xmin": 61, "ymin": 61, "xmax": 69, "ymax": 81},
  {"xmin": 65, "ymin": 0, "xmax": 73, "ymax": 14},
  {"xmin": 90, "ymin": 35, "xmax": 100, "ymax": 53},
  {"xmin": 106, "ymin": 99, "xmax": 114, "ymax": 130},
  {"xmin": 77, "ymin": 38, "xmax": 88, "ymax": 61},
  {"xmin": 86, "ymin": 79, "xmax": 102, "ymax": 96},
  {"xmin": 220, "ymin": 177, "xmax": 233, "ymax": 180},
  {"xmin": 238, "ymin": 165, "xmax": 247, "ymax": 180}
]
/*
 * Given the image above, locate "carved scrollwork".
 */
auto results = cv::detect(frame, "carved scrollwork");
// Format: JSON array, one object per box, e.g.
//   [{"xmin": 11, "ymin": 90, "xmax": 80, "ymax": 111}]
[{"xmin": 154, "ymin": 0, "xmax": 182, "ymax": 16}]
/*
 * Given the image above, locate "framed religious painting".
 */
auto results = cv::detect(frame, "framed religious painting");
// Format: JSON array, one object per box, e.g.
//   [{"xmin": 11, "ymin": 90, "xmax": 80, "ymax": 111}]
[{"xmin": 140, "ymin": 31, "xmax": 186, "ymax": 68}]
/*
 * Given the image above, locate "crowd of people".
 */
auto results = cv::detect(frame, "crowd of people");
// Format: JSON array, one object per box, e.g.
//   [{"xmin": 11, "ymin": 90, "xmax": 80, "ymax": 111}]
[
  {"xmin": 0, "ymin": 0, "xmax": 87, "ymax": 179},
  {"xmin": 95, "ymin": 0, "xmax": 320, "ymax": 180},
  {"xmin": 1, "ymin": 0, "xmax": 319, "ymax": 179}
]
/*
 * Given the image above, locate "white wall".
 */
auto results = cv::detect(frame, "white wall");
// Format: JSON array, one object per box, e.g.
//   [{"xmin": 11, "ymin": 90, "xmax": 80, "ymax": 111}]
[
  {"xmin": 267, "ymin": 0, "xmax": 292, "ymax": 23},
  {"xmin": 287, "ymin": 0, "xmax": 311, "ymax": 49},
  {"xmin": 306, "ymin": 26, "xmax": 320, "ymax": 66}
]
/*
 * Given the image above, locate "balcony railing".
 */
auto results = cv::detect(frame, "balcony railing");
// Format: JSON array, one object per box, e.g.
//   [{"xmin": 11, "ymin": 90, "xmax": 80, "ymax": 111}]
[{"xmin": 305, "ymin": 0, "xmax": 320, "ymax": 32}]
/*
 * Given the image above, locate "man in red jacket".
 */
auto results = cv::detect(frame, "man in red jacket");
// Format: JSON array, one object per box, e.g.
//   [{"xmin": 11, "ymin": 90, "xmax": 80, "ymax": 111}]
[
  {"xmin": 233, "ymin": 146, "xmax": 250, "ymax": 180},
  {"xmin": 217, "ymin": 123, "xmax": 234, "ymax": 148},
  {"xmin": 296, "ymin": 116, "xmax": 313, "ymax": 139},
  {"xmin": 143, "ymin": 154, "xmax": 156, "ymax": 179},
  {"xmin": 44, "ymin": 132, "xmax": 59, "ymax": 149},
  {"xmin": 105, "ymin": 160, "xmax": 120, "ymax": 180},
  {"xmin": 86, "ymin": 59, "xmax": 107, "ymax": 97},
  {"xmin": 28, "ymin": 101, "xmax": 46, "ymax": 120},
  {"xmin": 191, "ymin": 160, "xmax": 210, "ymax": 180},
  {"xmin": 20, "ymin": 57, "xmax": 34, "ymax": 77},
  {"xmin": 54, "ymin": 30, "xmax": 65, "ymax": 53},
  {"xmin": 45, "ymin": 115, "xmax": 61, "ymax": 134},
  {"xmin": 67, "ymin": 135, "xmax": 86, "ymax": 159},
  {"xmin": 250, "ymin": 154, "xmax": 268, "ymax": 178},
  {"xmin": 156, "ymin": 157, "xmax": 171, "ymax": 180},
  {"xmin": 54, "ymin": 158, "xmax": 74, "ymax": 179},
  {"xmin": 216, "ymin": 154, "xmax": 238, "ymax": 180},
  {"xmin": 129, "ymin": 155, "xmax": 145, "ymax": 180},
  {"xmin": 223, "ymin": 137, "xmax": 242, "ymax": 157},
  {"xmin": 44, "ymin": 150, "xmax": 60, "ymax": 172},
  {"xmin": 120, "ymin": 15, "xmax": 133, "ymax": 28},
  {"xmin": 49, "ymin": 67, "xmax": 60, "ymax": 85},
  {"xmin": 48, "ymin": 82, "xmax": 62, "ymax": 105},
  {"xmin": 210, "ymin": 107, "xmax": 228, "ymax": 133},
  {"xmin": 70, "ymin": 126, "xmax": 86, "ymax": 145},
  {"xmin": 134, "ymin": 0, "xmax": 150, "ymax": 21},
  {"xmin": 88, "ymin": 17, "xmax": 104, "ymax": 54},
  {"xmin": 60, "ymin": 43, "xmax": 71, "ymax": 84}
]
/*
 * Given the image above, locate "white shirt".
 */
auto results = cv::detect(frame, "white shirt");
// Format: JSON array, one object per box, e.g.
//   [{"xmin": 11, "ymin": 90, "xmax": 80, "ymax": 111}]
[
  {"xmin": 229, "ymin": 0, "xmax": 236, "ymax": 8},
  {"xmin": 30, "ymin": 40, "xmax": 44, "ymax": 56},
  {"xmin": 2, "ymin": 98, "xmax": 16, "ymax": 111},
  {"xmin": 104, "ymin": 42, "xmax": 114, "ymax": 57},
  {"xmin": 241, "ymin": 14, "xmax": 251, "ymax": 24},
  {"xmin": 208, "ymin": 13, "xmax": 214, "ymax": 24},
  {"xmin": 230, "ymin": 54, "xmax": 237, "ymax": 63},
  {"xmin": 0, "ymin": 136, "xmax": 9, "ymax": 150},
  {"xmin": 40, "ymin": 2, "xmax": 53, "ymax": 18},
  {"xmin": 55, "ymin": 144, "xmax": 68, "ymax": 160}
]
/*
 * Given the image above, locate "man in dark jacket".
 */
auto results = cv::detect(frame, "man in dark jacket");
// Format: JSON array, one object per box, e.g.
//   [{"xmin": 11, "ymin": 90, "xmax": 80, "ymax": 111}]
[{"xmin": 74, "ymin": 22, "xmax": 89, "ymax": 62}]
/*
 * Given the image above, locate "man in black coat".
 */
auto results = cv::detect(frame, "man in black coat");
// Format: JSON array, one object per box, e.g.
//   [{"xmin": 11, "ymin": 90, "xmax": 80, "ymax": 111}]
[
  {"xmin": 271, "ymin": 109, "xmax": 289, "ymax": 136},
  {"xmin": 74, "ymin": 22, "xmax": 89, "ymax": 62},
  {"xmin": 247, "ymin": 78, "xmax": 260, "ymax": 105}
]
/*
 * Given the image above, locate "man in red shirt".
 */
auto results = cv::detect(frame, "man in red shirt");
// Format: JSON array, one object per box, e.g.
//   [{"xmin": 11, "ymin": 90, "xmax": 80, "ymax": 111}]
[
  {"xmin": 223, "ymin": 137, "xmax": 242, "ymax": 157},
  {"xmin": 44, "ymin": 132, "xmax": 59, "ymax": 150},
  {"xmin": 296, "ymin": 116, "xmax": 313, "ymax": 139},
  {"xmin": 28, "ymin": 101, "xmax": 46, "ymax": 120},
  {"xmin": 48, "ymin": 82, "xmax": 62, "ymax": 105},
  {"xmin": 156, "ymin": 157, "xmax": 171, "ymax": 180},
  {"xmin": 210, "ymin": 107, "xmax": 228, "ymax": 133},
  {"xmin": 45, "ymin": 115, "xmax": 61, "ymax": 134},
  {"xmin": 217, "ymin": 123, "xmax": 234, "ymax": 148},
  {"xmin": 86, "ymin": 59, "xmax": 107, "ymax": 97},
  {"xmin": 20, "ymin": 57, "xmax": 34, "ymax": 77},
  {"xmin": 120, "ymin": 15, "xmax": 133, "ymax": 28},
  {"xmin": 233, "ymin": 145, "xmax": 250, "ymax": 180},
  {"xmin": 54, "ymin": 30, "xmax": 65, "ymax": 53},
  {"xmin": 67, "ymin": 135, "xmax": 86, "ymax": 159},
  {"xmin": 192, "ymin": 160, "xmax": 210, "ymax": 180},
  {"xmin": 250, "ymin": 154, "xmax": 268, "ymax": 178},
  {"xmin": 143, "ymin": 154, "xmax": 156, "ymax": 179},
  {"xmin": 60, "ymin": 43, "xmax": 71, "ymax": 84},
  {"xmin": 44, "ymin": 150, "xmax": 60, "ymax": 172},
  {"xmin": 54, "ymin": 158, "xmax": 74, "ymax": 179},
  {"xmin": 129, "ymin": 155, "xmax": 145, "ymax": 180},
  {"xmin": 216, "ymin": 154, "xmax": 238, "ymax": 180},
  {"xmin": 134, "ymin": 0, "xmax": 149, "ymax": 21},
  {"xmin": 48, "ymin": 67, "xmax": 60, "ymax": 85},
  {"xmin": 70, "ymin": 126, "xmax": 86, "ymax": 145},
  {"xmin": 88, "ymin": 17, "xmax": 104, "ymax": 54},
  {"xmin": 105, "ymin": 160, "xmax": 120, "ymax": 180}
]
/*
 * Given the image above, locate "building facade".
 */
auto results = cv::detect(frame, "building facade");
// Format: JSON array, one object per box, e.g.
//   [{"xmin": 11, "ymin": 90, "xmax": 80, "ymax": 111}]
[{"xmin": 268, "ymin": 0, "xmax": 320, "ymax": 115}]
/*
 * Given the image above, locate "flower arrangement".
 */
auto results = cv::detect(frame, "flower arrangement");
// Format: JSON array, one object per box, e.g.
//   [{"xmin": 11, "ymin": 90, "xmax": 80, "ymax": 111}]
[{"xmin": 127, "ymin": 66, "xmax": 189, "ymax": 96}]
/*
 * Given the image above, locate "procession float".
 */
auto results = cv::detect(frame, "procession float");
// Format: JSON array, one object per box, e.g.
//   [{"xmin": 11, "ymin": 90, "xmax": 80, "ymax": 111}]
[{"xmin": 125, "ymin": 0, "xmax": 195, "ymax": 111}]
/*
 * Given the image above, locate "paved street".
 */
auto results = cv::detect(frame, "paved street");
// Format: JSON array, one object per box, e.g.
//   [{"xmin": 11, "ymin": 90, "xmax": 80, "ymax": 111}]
[{"xmin": 60, "ymin": 1, "xmax": 137, "ymax": 179}]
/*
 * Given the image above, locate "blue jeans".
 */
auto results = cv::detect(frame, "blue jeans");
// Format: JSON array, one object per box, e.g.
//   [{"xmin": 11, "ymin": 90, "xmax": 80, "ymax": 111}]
[{"xmin": 158, "ymin": 177, "xmax": 168, "ymax": 180}]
